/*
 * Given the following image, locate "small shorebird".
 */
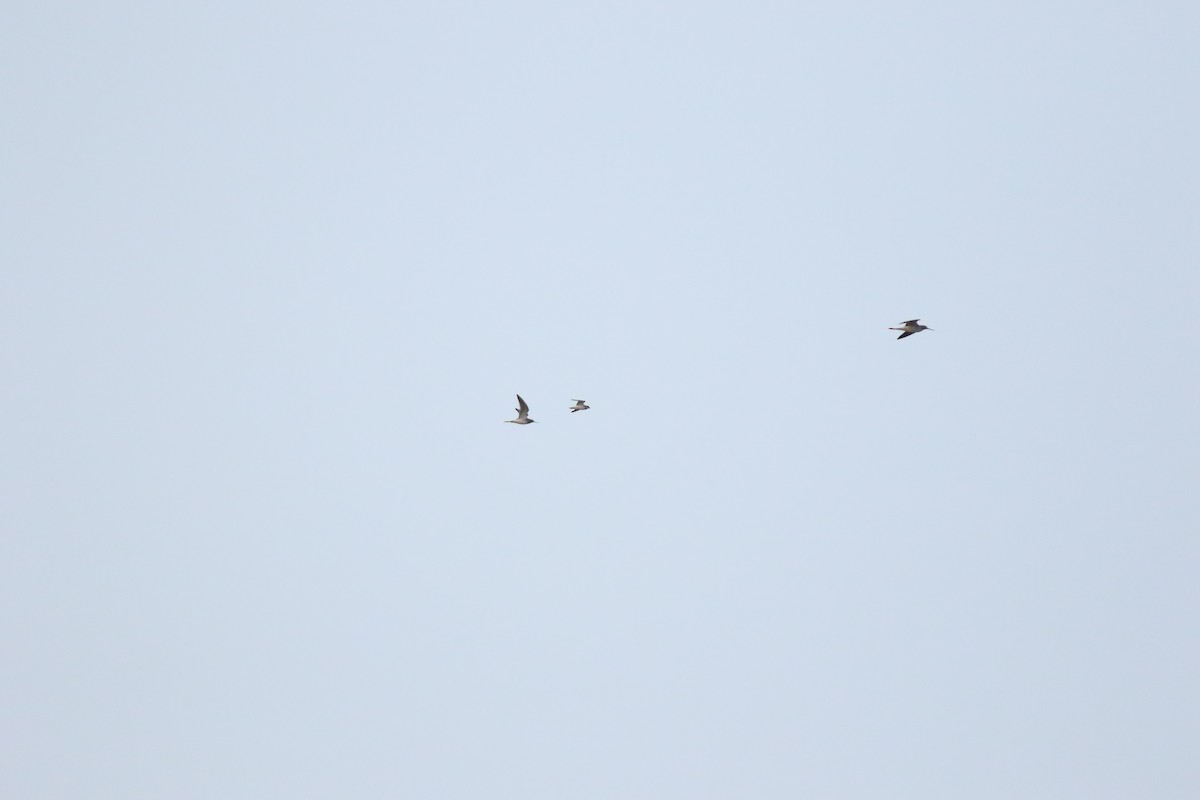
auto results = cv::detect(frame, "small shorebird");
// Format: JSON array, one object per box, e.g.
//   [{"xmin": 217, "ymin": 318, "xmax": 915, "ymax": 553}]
[
  {"xmin": 890, "ymin": 319, "xmax": 933, "ymax": 340},
  {"xmin": 569, "ymin": 399, "xmax": 590, "ymax": 413},
  {"xmin": 506, "ymin": 394, "xmax": 535, "ymax": 425}
]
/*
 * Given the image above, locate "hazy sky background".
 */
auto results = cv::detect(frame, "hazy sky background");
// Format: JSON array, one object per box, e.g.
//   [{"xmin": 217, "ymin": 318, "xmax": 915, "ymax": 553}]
[{"xmin": 3, "ymin": 2, "xmax": 1198, "ymax": 797}]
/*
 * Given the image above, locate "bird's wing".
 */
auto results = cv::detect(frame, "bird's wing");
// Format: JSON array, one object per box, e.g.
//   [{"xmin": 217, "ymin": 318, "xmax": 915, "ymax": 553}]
[
  {"xmin": 572, "ymin": 399, "xmax": 586, "ymax": 405},
  {"xmin": 901, "ymin": 319, "xmax": 921, "ymax": 325},
  {"xmin": 896, "ymin": 330, "xmax": 916, "ymax": 339},
  {"xmin": 516, "ymin": 394, "xmax": 529, "ymax": 414}
]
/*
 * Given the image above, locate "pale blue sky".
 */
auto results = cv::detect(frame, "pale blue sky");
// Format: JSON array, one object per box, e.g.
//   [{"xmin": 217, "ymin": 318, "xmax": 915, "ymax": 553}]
[{"xmin": 3, "ymin": 2, "xmax": 1198, "ymax": 798}]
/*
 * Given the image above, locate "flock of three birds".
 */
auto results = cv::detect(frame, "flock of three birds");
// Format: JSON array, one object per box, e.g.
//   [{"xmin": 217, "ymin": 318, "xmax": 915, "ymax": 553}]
[{"xmin": 505, "ymin": 319, "xmax": 933, "ymax": 424}]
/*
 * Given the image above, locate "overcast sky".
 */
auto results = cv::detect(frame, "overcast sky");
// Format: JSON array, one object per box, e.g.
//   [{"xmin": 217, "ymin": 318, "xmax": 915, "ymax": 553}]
[{"xmin": 3, "ymin": 2, "xmax": 1198, "ymax": 798}]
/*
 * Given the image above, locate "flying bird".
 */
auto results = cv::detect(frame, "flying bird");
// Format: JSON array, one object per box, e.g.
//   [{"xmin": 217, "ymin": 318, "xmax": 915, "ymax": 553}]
[
  {"xmin": 506, "ymin": 394, "xmax": 535, "ymax": 424},
  {"xmin": 890, "ymin": 319, "xmax": 933, "ymax": 340},
  {"xmin": 569, "ymin": 400, "xmax": 590, "ymax": 413}
]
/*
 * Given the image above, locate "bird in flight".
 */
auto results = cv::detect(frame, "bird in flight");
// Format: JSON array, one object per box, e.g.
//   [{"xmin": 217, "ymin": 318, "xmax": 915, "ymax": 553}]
[
  {"xmin": 569, "ymin": 399, "xmax": 590, "ymax": 413},
  {"xmin": 506, "ymin": 394, "xmax": 535, "ymax": 424},
  {"xmin": 889, "ymin": 319, "xmax": 933, "ymax": 340}
]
